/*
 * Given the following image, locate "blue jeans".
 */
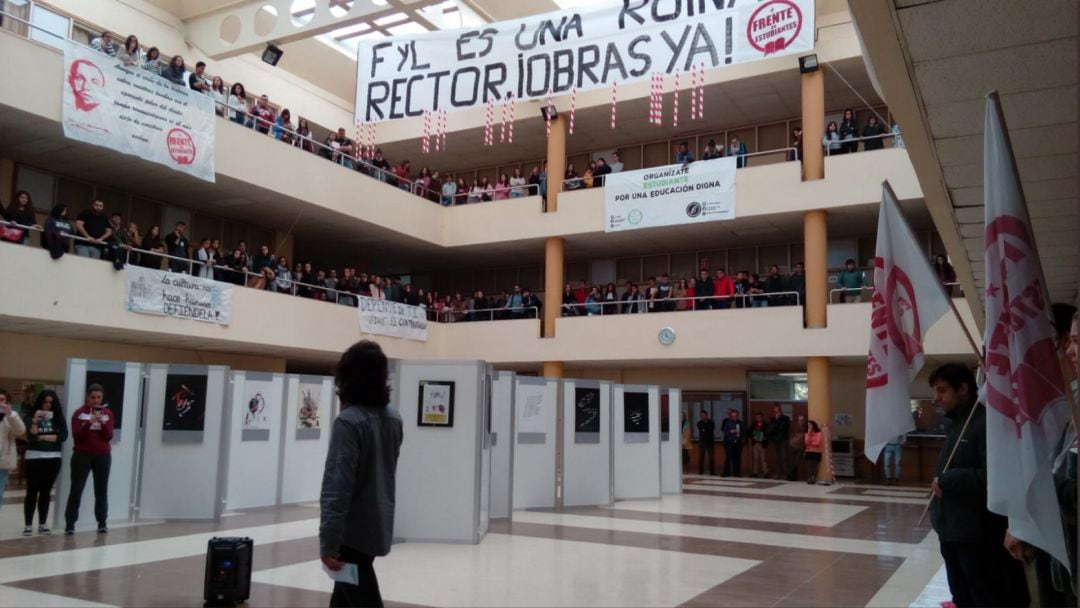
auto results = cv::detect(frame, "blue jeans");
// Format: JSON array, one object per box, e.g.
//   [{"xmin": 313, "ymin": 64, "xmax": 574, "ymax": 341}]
[
  {"xmin": 75, "ymin": 244, "xmax": 102, "ymax": 259},
  {"xmin": 0, "ymin": 469, "xmax": 7, "ymax": 510},
  {"xmin": 883, "ymin": 443, "xmax": 902, "ymax": 480}
]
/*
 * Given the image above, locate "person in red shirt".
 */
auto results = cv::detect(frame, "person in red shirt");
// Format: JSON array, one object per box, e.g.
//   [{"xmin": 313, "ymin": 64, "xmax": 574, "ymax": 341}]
[
  {"xmin": 713, "ymin": 268, "xmax": 735, "ymax": 309},
  {"xmin": 572, "ymin": 280, "xmax": 588, "ymax": 306},
  {"xmin": 64, "ymin": 384, "xmax": 115, "ymax": 534},
  {"xmin": 393, "ymin": 161, "xmax": 412, "ymax": 191}
]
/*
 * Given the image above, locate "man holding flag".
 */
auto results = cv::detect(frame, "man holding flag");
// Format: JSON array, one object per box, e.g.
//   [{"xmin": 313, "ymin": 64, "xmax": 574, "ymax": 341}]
[{"xmin": 983, "ymin": 91, "xmax": 1076, "ymax": 605}]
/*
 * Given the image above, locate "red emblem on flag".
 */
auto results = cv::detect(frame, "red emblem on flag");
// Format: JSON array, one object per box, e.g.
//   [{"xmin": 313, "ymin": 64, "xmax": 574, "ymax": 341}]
[{"xmin": 866, "ymin": 258, "xmax": 925, "ymax": 388}]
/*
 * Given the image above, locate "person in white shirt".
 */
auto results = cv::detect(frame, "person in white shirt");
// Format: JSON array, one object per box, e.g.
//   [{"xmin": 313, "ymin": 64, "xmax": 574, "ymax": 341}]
[
  {"xmin": 116, "ymin": 35, "xmax": 141, "ymax": 67},
  {"xmin": 196, "ymin": 238, "xmax": 214, "ymax": 280},
  {"xmin": 509, "ymin": 167, "xmax": 528, "ymax": 198},
  {"xmin": 90, "ymin": 32, "xmax": 117, "ymax": 57},
  {"xmin": 609, "ymin": 152, "xmax": 624, "ymax": 173},
  {"xmin": 227, "ymin": 82, "xmax": 250, "ymax": 126}
]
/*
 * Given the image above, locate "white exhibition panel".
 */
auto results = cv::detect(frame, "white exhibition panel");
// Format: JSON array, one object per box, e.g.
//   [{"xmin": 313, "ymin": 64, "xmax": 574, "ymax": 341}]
[
  {"xmin": 562, "ymin": 379, "xmax": 613, "ymax": 507},
  {"xmin": 138, "ymin": 364, "xmax": 229, "ymax": 520},
  {"xmin": 394, "ymin": 360, "xmax": 488, "ymax": 544},
  {"xmin": 490, "ymin": 371, "xmax": 515, "ymax": 519},
  {"xmin": 57, "ymin": 359, "xmax": 141, "ymax": 530},
  {"xmin": 512, "ymin": 376, "xmax": 559, "ymax": 510},
  {"xmin": 661, "ymin": 388, "xmax": 683, "ymax": 495},
  {"xmin": 613, "ymin": 384, "xmax": 661, "ymax": 500},
  {"xmin": 224, "ymin": 371, "xmax": 286, "ymax": 510},
  {"xmin": 279, "ymin": 374, "xmax": 335, "ymax": 505},
  {"xmin": 478, "ymin": 365, "xmax": 493, "ymax": 537}
]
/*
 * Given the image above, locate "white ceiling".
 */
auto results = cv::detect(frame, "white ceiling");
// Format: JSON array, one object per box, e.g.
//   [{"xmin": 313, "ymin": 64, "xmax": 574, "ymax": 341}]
[{"xmin": 892, "ymin": 0, "xmax": 1079, "ymax": 304}]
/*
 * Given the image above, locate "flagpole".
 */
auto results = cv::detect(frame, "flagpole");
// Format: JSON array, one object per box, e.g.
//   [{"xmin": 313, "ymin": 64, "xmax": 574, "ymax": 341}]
[{"xmin": 917, "ymin": 399, "xmax": 980, "ymax": 525}]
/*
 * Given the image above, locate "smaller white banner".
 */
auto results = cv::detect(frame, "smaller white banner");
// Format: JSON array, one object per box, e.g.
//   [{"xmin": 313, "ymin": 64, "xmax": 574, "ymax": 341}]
[
  {"xmin": 61, "ymin": 40, "xmax": 216, "ymax": 182},
  {"xmin": 358, "ymin": 297, "xmax": 428, "ymax": 342},
  {"xmin": 125, "ymin": 265, "xmax": 232, "ymax": 325},
  {"xmin": 604, "ymin": 158, "xmax": 737, "ymax": 232}
]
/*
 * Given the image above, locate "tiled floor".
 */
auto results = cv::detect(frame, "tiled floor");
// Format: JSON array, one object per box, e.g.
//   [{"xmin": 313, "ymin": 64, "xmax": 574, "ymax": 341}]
[{"xmin": 0, "ymin": 476, "xmax": 951, "ymax": 607}]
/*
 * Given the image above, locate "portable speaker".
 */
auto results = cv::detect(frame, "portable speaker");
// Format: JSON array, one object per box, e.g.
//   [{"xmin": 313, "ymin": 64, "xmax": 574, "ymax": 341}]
[{"xmin": 204, "ymin": 536, "xmax": 253, "ymax": 605}]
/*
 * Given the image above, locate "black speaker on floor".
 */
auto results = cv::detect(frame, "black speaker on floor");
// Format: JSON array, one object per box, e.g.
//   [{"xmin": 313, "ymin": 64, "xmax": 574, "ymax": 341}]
[{"xmin": 204, "ymin": 536, "xmax": 253, "ymax": 606}]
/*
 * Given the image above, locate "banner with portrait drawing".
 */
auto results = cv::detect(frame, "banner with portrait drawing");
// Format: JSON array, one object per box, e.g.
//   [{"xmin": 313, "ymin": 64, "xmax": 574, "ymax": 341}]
[
  {"xmin": 355, "ymin": 0, "xmax": 814, "ymax": 122},
  {"xmin": 61, "ymin": 40, "xmax": 216, "ymax": 182}
]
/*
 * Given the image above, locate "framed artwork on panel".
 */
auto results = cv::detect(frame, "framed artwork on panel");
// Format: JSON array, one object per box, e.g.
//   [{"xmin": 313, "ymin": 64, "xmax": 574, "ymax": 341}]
[{"xmin": 418, "ymin": 381, "xmax": 455, "ymax": 427}]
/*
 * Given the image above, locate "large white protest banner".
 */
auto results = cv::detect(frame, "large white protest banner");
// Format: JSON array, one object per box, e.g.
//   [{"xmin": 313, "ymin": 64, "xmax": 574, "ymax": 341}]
[
  {"xmin": 62, "ymin": 40, "xmax": 216, "ymax": 182},
  {"xmin": 358, "ymin": 297, "xmax": 429, "ymax": 342},
  {"xmin": 125, "ymin": 266, "xmax": 232, "ymax": 325},
  {"xmin": 604, "ymin": 157, "xmax": 736, "ymax": 232},
  {"xmin": 355, "ymin": 0, "xmax": 815, "ymax": 122}
]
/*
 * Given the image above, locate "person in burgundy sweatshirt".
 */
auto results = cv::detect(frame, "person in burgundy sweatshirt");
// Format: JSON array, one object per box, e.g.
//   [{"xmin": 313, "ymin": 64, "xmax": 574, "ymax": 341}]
[{"xmin": 64, "ymin": 384, "xmax": 115, "ymax": 534}]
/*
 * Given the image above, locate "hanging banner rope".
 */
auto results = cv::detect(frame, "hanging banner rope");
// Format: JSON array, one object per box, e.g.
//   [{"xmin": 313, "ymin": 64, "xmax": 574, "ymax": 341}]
[
  {"xmin": 499, "ymin": 95, "xmax": 509, "ymax": 143},
  {"xmin": 439, "ymin": 108, "xmax": 447, "ymax": 151},
  {"xmin": 545, "ymin": 95, "xmax": 553, "ymax": 139},
  {"xmin": 422, "ymin": 111, "xmax": 431, "ymax": 154},
  {"xmin": 690, "ymin": 67, "xmax": 698, "ymax": 120},
  {"xmin": 697, "ymin": 62, "xmax": 705, "ymax": 121},
  {"xmin": 484, "ymin": 98, "xmax": 494, "ymax": 146}
]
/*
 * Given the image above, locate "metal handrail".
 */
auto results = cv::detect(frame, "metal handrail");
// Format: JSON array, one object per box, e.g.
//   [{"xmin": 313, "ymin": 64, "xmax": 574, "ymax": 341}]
[
  {"xmin": 828, "ymin": 282, "xmax": 962, "ymax": 303},
  {"xmin": 433, "ymin": 305, "xmax": 540, "ymax": 323},
  {"xmin": 823, "ymin": 132, "xmax": 895, "ymax": 155},
  {"xmin": 560, "ymin": 146, "xmax": 799, "ymax": 188},
  {"xmin": 560, "ymin": 291, "xmax": 803, "ymax": 315}
]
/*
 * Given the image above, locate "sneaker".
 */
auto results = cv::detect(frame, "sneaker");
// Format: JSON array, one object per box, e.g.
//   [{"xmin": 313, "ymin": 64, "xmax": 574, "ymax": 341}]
[
  {"xmin": 64, "ymin": 527, "xmax": 74, "ymax": 536},
  {"xmin": 38, "ymin": 526, "xmax": 51, "ymax": 535},
  {"xmin": 97, "ymin": 524, "xmax": 108, "ymax": 534},
  {"xmin": 22, "ymin": 526, "xmax": 32, "ymax": 537}
]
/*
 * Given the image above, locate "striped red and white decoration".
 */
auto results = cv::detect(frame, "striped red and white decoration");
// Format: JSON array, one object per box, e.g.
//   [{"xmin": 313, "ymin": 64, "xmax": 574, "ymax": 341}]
[
  {"xmin": 672, "ymin": 71, "xmax": 680, "ymax": 128},
  {"xmin": 507, "ymin": 96, "xmax": 515, "ymax": 144},
  {"xmin": 569, "ymin": 87, "xmax": 577, "ymax": 135},
  {"xmin": 649, "ymin": 73, "xmax": 658, "ymax": 125},
  {"xmin": 499, "ymin": 95, "xmax": 509, "ymax": 143},
  {"xmin": 439, "ymin": 108, "xmax": 447, "ymax": 151},
  {"xmin": 484, "ymin": 98, "xmax": 494, "ymax": 146},
  {"xmin": 368, "ymin": 121, "xmax": 376, "ymax": 155},
  {"xmin": 610, "ymin": 81, "xmax": 617, "ymax": 129},
  {"xmin": 697, "ymin": 62, "xmax": 705, "ymax": 120},
  {"xmin": 690, "ymin": 67, "xmax": 699, "ymax": 120},
  {"xmin": 545, "ymin": 95, "xmax": 553, "ymax": 138},
  {"xmin": 422, "ymin": 110, "xmax": 431, "ymax": 154}
]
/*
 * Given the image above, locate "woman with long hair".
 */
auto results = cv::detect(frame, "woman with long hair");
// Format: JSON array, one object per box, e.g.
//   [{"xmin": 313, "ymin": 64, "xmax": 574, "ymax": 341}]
[
  {"xmin": 296, "ymin": 117, "xmax": 314, "ymax": 153},
  {"xmin": 602, "ymin": 283, "xmax": 618, "ymax": 316},
  {"xmin": 125, "ymin": 222, "xmax": 142, "ymax": 266},
  {"xmin": 228, "ymin": 82, "xmax": 249, "ymax": 126},
  {"xmin": 142, "ymin": 47, "xmax": 162, "ymax": 76},
  {"xmin": 162, "ymin": 55, "xmax": 186, "ymax": 86},
  {"xmin": 822, "ymin": 121, "xmax": 842, "ymax": 155},
  {"xmin": 22, "ymin": 390, "xmax": 67, "ymax": 535},
  {"xmin": 510, "ymin": 167, "xmax": 527, "ymax": 198},
  {"xmin": 3, "ymin": 190, "xmax": 40, "ymax": 245},
  {"xmin": 673, "ymin": 278, "xmax": 688, "ymax": 311},
  {"xmin": 839, "ymin": 108, "xmax": 860, "ymax": 154},
  {"xmin": 210, "ymin": 76, "xmax": 228, "ymax": 117},
  {"xmin": 493, "ymin": 174, "xmax": 511, "ymax": 201},
  {"xmin": 117, "ymin": 35, "xmax": 141, "ymax": 66},
  {"xmin": 933, "ymin": 254, "xmax": 957, "ymax": 286},
  {"xmin": 139, "ymin": 225, "xmax": 164, "ymax": 268},
  {"xmin": 454, "ymin": 178, "xmax": 469, "ymax": 205}
]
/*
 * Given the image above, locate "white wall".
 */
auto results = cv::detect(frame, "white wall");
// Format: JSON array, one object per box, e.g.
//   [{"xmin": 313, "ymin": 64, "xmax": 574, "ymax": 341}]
[
  {"xmin": 562, "ymin": 379, "xmax": 613, "ymax": 507},
  {"xmin": 661, "ymin": 388, "xmax": 682, "ymax": 495},
  {"xmin": 224, "ymin": 371, "xmax": 286, "ymax": 510},
  {"xmin": 512, "ymin": 376, "xmax": 559, "ymax": 510},
  {"xmin": 279, "ymin": 374, "xmax": 334, "ymax": 505},
  {"xmin": 490, "ymin": 371, "xmax": 515, "ymax": 519},
  {"xmin": 57, "ymin": 359, "xmax": 141, "ymax": 530},
  {"xmin": 138, "ymin": 364, "xmax": 229, "ymax": 520},
  {"xmin": 394, "ymin": 360, "xmax": 487, "ymax": 543},
  {"xmin": 613, "ymin": 385, "xmax": 661, "ymax": 500}
]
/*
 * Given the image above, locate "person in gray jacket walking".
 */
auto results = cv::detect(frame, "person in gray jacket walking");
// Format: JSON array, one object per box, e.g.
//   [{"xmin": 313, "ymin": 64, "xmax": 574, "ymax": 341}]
[{"xmin": 320, "ymin": 341, "xmax": 403, "ymax": 607}]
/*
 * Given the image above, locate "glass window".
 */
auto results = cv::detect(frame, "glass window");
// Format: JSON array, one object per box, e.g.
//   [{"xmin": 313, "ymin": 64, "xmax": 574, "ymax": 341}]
[
  {"xmin": 749, "ymin": 372, "xmax": 808, "ymax": 401},
  {"xmin": 29, "ymin": 3, "xmax": 69, "ymax": 50},
  {"xmin": 642, "ymin": 254, "xmax": 668, "ymax": 280},
  {"xmin": 519, "ymin": 265, "xmax": 542, "ymax": 292},
  {"xmin": 15, "ymin": 166, "xmax": 55, "ymax": 212},
  {"xmin": 670, "ymin": 252, "xmax": 697, "ymax": 280},
  {"xmin": 615, "ymin": 257, "xmax": 641, "ymax": 284}
]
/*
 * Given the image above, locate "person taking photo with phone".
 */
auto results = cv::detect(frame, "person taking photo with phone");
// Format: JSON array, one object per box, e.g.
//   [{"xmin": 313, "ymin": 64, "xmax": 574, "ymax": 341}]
[{"xmin": 22, "ymin": 390, "xmax": 66, "ymax": 535}]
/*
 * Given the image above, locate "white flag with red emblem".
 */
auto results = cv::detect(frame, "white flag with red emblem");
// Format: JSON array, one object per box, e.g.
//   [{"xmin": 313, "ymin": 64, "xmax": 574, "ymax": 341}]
[
  {"xmin": 983, "ymin": 92, "xmax": 1070, "ymax": 567},
  {"xmin": 864, "ymin": 182, "xmax": 951, "ymax": 463}
]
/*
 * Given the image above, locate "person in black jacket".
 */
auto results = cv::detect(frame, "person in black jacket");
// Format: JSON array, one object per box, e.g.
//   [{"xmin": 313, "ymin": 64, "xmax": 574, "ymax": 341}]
[
  {"xmin": 928, "ymin": 363, "xmax": 1029, "ymax": 608},
  {"xmin": 862, "ymin": 116, "xmax": 887, "ymax": 151},
  {"xmin": 41, "ymin": 204, "xmax": 73, "ymax": 260},
  {"xmin": 720, "ymin": 409, "xmax": 744, "ymax": 477},
  {"xmin": 839, "ymin": 108, "xmax": 859, "ymax": 154},
  {"xmin": 695, "ymin": 269, "xmax": 714, "ymax": 311},
  {"xmin": 765, "ymin": 405, "xmax": 790, "ymax": 480},
  {"xmin": 764, "ymin": 265, "xmax": 788, "ymax": 307},
  {"xmin": 696, "ymin": 410, "xmax": 716, "ymax": 476}
]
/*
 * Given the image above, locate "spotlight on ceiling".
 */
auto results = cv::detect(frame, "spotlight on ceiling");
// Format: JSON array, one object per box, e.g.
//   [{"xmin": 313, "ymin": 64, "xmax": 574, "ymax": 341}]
[
  {"xmin": 798, "ymin": 54, "xmax": 819, "ymax": 74},
  {"xmin": 261, "ymin": 43, "xmax": 283, "ymax": 67}
]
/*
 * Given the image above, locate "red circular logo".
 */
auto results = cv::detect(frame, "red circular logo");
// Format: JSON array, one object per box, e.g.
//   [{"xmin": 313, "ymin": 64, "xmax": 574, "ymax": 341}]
[
  {"xmin": 166, "ymin": 128, "xmax": 197, "ymax": 165},
  {"xmin": 746, "ymin": 0, "xmax": 804, "ymax": 56}
]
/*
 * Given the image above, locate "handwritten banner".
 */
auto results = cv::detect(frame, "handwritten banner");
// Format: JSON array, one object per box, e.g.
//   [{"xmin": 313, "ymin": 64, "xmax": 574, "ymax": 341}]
[
  {"xmin": 358, "ymin": 297, "xmax": 429, "ymax": 342},
  {"xmin": 62, "ymin": 40, "xmax": 216, "ymax": 182},
  {"xmin": 125, "ymin": 266, "xmax": 232, "ymax": 325},
  {"xmin": 355, "ymin": 0, "xmax": 814, "ymax": 122},
  {"xmin": 604, "ymin": 157, "xmax": 737, "ymax": 232}
]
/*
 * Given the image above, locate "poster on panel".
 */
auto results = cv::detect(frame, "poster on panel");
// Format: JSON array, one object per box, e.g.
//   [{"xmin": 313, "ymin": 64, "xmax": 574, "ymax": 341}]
[
  {"xmin": 85, "ymin": 370, "xmax": 125, "ymax": 431},
  {"xmin": 355, "ymin": 0, "xmax": 815, "ymax": 122},
  {"xmin": 242, "ymin": 378, "xmax": 274, "ymax": 434},
  {"xmin": 517, "ymin": 382, "xmax": 550, "ymax": 436},
  {"xmin": 574, "ymin": 387, "xmax": 601, "ymax": 433},
  {"xmin": 162, "ymin": 373, "xmax": 207, "ymax": 432},
  {"xmin": 418, "ymin": 381, "xmax": 455, "ymax": 427},
  {"xmin": 604, "ymin": 158, "xmax": 736, "ymax": 232},
  {"xmin": 297, "ymin": 381, "xmax": 322, "ymax": 429},
  {"xmin": 660, "ymin": 392, "xmax": 670, "ymax": 439},
  {"xmin": 624, "ymin": 392, "xmax": 650, "ymax": 434},
  {"xmin": 61, "ymin": 40, "xmax": 216, "ymax": 182}
]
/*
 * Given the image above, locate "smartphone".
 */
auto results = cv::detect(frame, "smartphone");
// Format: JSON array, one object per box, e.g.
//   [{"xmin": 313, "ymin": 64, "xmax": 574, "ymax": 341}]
[{"xmin": 41, "ymin": 411, "xmax": 53, "ymax": 420}]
